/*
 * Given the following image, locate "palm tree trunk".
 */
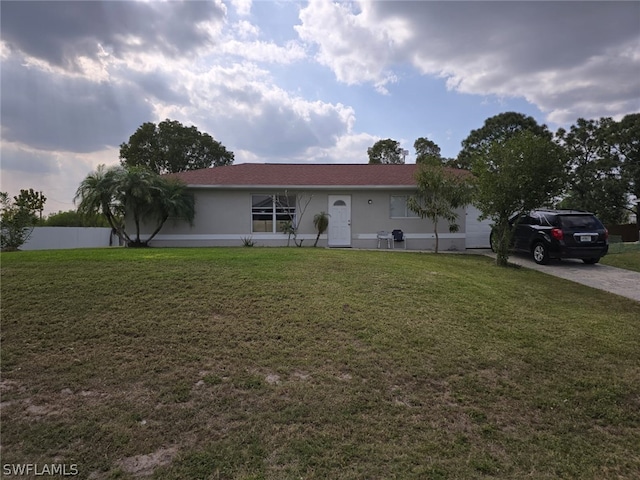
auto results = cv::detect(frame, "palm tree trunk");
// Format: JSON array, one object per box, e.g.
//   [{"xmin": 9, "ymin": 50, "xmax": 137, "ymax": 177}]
[{"xmin": 145, "ymin": 215, "xmax": 168, "ymax": 245}]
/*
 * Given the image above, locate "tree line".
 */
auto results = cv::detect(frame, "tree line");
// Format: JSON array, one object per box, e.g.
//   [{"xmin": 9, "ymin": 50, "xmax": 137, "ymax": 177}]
[{"xmin": 368, "ymin": 112, "xmax": 640, "ymax": 227}]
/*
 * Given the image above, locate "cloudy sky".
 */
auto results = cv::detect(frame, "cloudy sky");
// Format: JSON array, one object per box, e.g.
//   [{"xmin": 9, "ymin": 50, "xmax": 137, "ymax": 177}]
[{"xmin": 1, "ymin": 0, "xmax": 639, "ymax": 214}]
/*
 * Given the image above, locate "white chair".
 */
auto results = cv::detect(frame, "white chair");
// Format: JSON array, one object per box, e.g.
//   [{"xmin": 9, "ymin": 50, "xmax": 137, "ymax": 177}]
[{"xmin": 377, "ymin": 231, "xmax": 393, "ymax": 249}]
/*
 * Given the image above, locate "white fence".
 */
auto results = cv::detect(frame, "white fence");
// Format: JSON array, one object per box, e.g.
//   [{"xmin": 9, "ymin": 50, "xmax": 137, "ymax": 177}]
[{"xmin": 22, "ymin": 227, "xmax": 115, "ymax": 250}]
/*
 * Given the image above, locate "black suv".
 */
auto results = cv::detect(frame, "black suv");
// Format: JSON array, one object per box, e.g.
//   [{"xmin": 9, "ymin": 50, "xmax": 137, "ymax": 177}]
[{"xmin": 491, "ymin": 209, "xmax": 609, "ymax": 265}]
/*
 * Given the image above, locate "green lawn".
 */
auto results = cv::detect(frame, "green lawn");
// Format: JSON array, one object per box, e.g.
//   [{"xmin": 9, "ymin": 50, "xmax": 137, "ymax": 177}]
[
  {"xmin": 1, "ymin": 248, "xmax": 639, "ymax": 479},
  {"xmin": 601, "ymin": 244, "xmax": 640, "ymax": 272}
]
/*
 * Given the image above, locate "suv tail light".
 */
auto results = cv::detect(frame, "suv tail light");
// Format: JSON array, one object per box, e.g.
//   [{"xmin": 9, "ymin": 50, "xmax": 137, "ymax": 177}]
[
  {"xmin": 604, "ymin": 228, "xmax": 609, "ymax": 241},
  {"xmin": 551, "ymin": 228, "xmax": 564, "ymax": 241}
]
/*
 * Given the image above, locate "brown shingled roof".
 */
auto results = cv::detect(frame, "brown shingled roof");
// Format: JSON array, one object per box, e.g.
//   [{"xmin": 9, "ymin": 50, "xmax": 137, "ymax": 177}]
[{"xmin": 169, "ymin": 163, "xmax": 425, "ymax": 187}]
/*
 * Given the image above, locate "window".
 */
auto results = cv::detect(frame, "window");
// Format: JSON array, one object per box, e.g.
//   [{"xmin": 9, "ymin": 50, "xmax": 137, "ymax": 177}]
[
  {"xmin": 390, "ymin": 196, "xmax": 419, "ymax": 218},
  {"xmin": 561, "ymin": 215, "xmax": 602, "ymax": 230},
  {"xmin": 252, "ymin": 194, "xmax": 296, "ymax": 233}
]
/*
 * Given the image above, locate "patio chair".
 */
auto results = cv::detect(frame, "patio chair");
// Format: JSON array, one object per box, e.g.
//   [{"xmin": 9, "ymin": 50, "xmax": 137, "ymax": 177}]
[
  {"xmin": 392, "ymin": 229, "xmax": 406, "ymax": 249},
  {"xmin": 377, "ymin": 231, "xmax": 393, "ymax": 249}
]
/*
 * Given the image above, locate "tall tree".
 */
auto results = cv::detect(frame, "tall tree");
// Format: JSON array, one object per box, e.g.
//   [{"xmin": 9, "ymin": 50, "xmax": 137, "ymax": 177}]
[
  {"xmin": 472, "ymin": 131, "xmax": 567, "ymax": 266},
  {"xmin": 613, "ymin": 113, "xmax": 640, "ymax": 228},
  {"xmin": 457, "ymin": 112, "xmax": 552, "ymax": 170},
  {"xmin": 75, "ymin": 165, "xmax": 194, "ymax": 247},
  {"xmin": 414, "ymin": 137, "xmax": 442, "ymax": 166},
  {"xmin": 13, "ymin": 189, "xmax": 47, "ymax": 222},
  {"xmin": 120, "ymin": 119, "xmax": 234, "ymax": 174},
  {"xmin": 556, "ymin": 117, "xmax": 628, "ymax": 225},
  {"xmin": 367, "ymin": 139, "xmax": 405, "ymax": 164},
  {"xmin": 408, "ymin": 164, "xmax": 475, "ymax": 253}
]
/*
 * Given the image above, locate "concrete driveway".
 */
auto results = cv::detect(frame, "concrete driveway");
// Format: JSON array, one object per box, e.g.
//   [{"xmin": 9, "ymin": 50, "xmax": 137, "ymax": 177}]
[{"xmin": 479, "ymin": 250, "xmax": 640, "ymax": 302}]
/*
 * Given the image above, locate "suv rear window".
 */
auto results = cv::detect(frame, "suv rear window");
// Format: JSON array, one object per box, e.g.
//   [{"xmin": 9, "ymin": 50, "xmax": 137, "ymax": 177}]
[{"xmin": 560, "ymin": 215, "xmax": 603, "ymax": 230}]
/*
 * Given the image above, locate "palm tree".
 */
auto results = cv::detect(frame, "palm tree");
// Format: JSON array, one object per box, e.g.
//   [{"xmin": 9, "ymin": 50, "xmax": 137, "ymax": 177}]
[
  {"xmin": 313, "ymin": 211, "xmax": 330, "ymax": 247},
  {"xmin": 75, "ymin": 165, "xmax": 131, "ymax": 245},
  {"xmin": 117, "ymin": 166, "xmax": 159, "ymax": 247},
  {"xmin": 75, "ymin": 165, "xmax": 194, "ymax": 247},
  {"xmin": 143, "ymin": 177, "xmax": 195, "ymax": 244}
]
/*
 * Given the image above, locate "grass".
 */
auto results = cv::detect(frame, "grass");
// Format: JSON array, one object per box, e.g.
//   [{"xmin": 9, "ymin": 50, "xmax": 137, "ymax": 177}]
[
  {"xmin": 1, "ymin": 247, "xmax": 639, "ymax": 479},
  {"xmin": 601, "ymin": 243, "xmax": 640, "ymax": 272}
]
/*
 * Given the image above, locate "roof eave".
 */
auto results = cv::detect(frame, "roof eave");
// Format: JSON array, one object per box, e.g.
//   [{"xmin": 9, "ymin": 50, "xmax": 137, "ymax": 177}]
[{"xmin": 186, "ymin": 184, "xmax": 417, "ymax": 190}]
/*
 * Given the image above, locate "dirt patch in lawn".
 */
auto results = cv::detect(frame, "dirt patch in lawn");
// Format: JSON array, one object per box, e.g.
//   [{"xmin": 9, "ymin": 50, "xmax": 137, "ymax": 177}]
[{"xmin": 116, "ymin": 446, "xmax": 179, "ymax": 477}]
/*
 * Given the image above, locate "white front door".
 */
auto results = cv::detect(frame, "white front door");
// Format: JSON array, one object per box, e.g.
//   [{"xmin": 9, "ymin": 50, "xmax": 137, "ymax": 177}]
[{"xmin": 328, "ymin": 195, "xmax": 351, "ymax": 247}]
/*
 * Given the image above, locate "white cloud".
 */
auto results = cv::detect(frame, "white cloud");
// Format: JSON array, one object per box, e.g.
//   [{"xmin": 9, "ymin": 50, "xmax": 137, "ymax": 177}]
[
  {"xmin": 219, "ymin": 39, "xmax": 306, "ymax": 64},
  {"xmin": 233, "ymin": 20, "xmax": 260, "ymax": 39},
  {"xmin": 230, "ymin": 0, "xmax": 252, "ymax": 17},
  {"xmin": 177, "ymin": 62, "xmax": 356, "ymax": 158},
  {"xmin": 297, "ymin": 0, "xmax": 640, "ymax": 122},
  {"xmin": 296, "ymin": 0, "xmax": 410, "ymax": 94},
  {"xmin": 303, "ymin": 132, "xmax": 379, "ymax": 164}
]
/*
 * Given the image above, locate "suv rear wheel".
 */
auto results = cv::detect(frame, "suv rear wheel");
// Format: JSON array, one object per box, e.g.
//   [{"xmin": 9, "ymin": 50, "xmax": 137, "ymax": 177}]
[{"xmin": 532, "ymin": 242, "xmax": 549, "ymax": 265}]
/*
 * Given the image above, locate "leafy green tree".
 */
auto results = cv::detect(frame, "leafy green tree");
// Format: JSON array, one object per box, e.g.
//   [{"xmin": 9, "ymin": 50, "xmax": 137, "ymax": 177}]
[
  {"xmin": 44, "ymin": 210, "xmax": 110, "ymax": 227},
  {"xmin": 408, "ymin": 164, "xmax": 475, "ymax": 253},
  {"xmin": 414, "ymin": 137, "xmax": 442, "ymax": 166},
  {"xmin": 472, "ymin": 131, "xmax": 567, "ymax": 266},
  {"xmin": 556, "ymin": 117, "xmax": 628, "ymax": 225},
  {"xmin": 457, "ymin": 112, "xmax": 552, "ymax": 170},
  {"xmin": 367, "ymin": 139, "xmax": 405, "ymax": 164},
  {"xmin": 75, "ymin": 165, "xmax": 195, "ymax": 247},
  {"xmin": 13, "ymin": 189, "xmax": 47, "ymax": 223},
  {"xmin": 613, "ymin": 113, "xmax": 640, "ymax": 227},
  {"xmin": 120, "ymin": 119, "xmax": 234, "ymax": 174},
  {"xmin": 1, "ymin": 192, "xmax": 37, "ymax": 251}
]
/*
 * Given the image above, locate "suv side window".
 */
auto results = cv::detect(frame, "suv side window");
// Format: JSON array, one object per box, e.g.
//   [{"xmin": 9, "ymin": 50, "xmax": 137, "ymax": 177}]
[
  {"xmin": 518, "ymin": 215, "xmax": 533, "ymax": 225},
  {"xmin": 541, "ymin": 213, "xmax": 560, "ymax": 227},
  {"xmin": 529, "ymin": 213, "xmax": 541, "ymax": 226}
]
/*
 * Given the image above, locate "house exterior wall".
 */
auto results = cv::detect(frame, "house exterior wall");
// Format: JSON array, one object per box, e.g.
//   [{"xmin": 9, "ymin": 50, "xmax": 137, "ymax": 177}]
[{"xmin": 148, "ymin": 187, "xmax": 466, "ymax": 250}]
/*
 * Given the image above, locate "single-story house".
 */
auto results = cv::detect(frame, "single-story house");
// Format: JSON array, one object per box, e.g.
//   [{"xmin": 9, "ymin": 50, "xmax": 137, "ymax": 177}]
[{"xmin": 146, "ymin": 163, "xmax": 492, "ymax": 250}]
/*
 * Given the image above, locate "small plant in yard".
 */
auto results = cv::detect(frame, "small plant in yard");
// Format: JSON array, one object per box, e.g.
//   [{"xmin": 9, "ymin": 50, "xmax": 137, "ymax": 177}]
[
  {"xmin": 312, "ymin": 211, "xmax": 329, "ymax": 247},
  {"xmin": 280, "ymin": 220, "xmax": 296, "ymax": 247},
  {"xmin": 278, "ymin": 191, "xmax": 312, "ymax": 247},
  {"xmin": 241, "ymin": 236, "xmax": 256, "ymax": 247}
]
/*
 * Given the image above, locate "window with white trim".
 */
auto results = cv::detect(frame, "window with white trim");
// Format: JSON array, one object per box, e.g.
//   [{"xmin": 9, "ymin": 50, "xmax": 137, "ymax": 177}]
[
  {"xmin": 252, "ymin": 194, "xmax": 296, "ymax": 233},
  {"xmin": 390, "ymin": 195, "xmax": 419, "ymax": 218}
]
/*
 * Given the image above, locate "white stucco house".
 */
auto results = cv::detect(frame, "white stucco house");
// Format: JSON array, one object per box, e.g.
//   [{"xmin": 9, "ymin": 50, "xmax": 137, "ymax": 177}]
[{"xmin": 145, "ymin": 163, "xmax": 491, "ymax": 250}]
